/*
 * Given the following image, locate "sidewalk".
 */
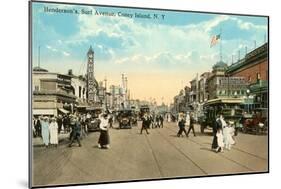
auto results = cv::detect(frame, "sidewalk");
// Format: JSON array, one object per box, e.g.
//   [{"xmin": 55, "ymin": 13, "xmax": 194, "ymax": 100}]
[{"xmin": 32, "ymin": 133, "xmax": 70, "ymax": 147}]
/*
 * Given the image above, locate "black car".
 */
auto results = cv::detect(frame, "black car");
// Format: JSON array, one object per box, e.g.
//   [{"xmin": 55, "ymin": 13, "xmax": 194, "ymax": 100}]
[{"xmin": 117, "ymin": 109, "xmax": 133, "ymax": 129}]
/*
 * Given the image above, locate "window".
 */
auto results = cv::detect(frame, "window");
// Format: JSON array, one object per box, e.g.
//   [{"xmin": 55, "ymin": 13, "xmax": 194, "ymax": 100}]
[
  {"xmin": 248, "ymin": 76, "xmax": 252, "ymax": 82},
  {"xmin": 34, "ymin": 85, "xmax": 39, "ymax": 91},
  {"xmin": 256, "ymin": 73, "xmax": 261, "ymax": 80},
  {"xmin": 79, "ymin": 86, "xmax": 82, "ymax": 98}
]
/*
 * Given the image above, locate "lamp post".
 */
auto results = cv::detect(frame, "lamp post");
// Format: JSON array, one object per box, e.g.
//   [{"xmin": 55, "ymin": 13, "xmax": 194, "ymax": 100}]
[{"xmin": 246, "ymin": 89, "xmax": 250, "ymax": 113}]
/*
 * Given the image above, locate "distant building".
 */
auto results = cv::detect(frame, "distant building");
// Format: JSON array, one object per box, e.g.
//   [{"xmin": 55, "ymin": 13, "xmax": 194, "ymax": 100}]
[
  {"xmin": 86, "ymin": 46, "xmax": 99, "ymax": 105},
  {"xmin": 207, "ymin": 61, "xmax": 247, "ymax": 100},
  {"xmin": 173, "ymin": 90, "xmax": 186, "ymax": 113},
  {"xmin": 70, "ymin": 74, "xmax": 87, "ymax": 105},
  {"xmin": 198, "ymin": 72, "xmax": 211, "ymax": 103}
]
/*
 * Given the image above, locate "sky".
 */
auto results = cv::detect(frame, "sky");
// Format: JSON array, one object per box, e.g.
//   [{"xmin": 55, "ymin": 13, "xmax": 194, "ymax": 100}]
[{"xmin": 32, "ymin": 2, "xmax": 268, "ymax": 105}]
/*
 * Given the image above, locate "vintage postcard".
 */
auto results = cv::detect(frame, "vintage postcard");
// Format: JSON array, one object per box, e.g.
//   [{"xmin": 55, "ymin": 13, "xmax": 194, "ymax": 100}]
[{"xmin": 29, "ymin": 1, "xmax": 269, "ymax": 188}]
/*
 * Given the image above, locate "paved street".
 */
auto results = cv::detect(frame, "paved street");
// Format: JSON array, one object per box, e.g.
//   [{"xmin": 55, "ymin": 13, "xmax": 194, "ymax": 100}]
[{"xmin": 32, "ymin": 121, "xmax": 268, "ymax": 187}]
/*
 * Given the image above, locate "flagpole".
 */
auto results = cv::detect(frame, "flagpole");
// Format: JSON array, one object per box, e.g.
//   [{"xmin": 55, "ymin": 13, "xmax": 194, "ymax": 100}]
[{"xmin": 220, "ymin": 28, "xmax": 222, "ymax": 62}]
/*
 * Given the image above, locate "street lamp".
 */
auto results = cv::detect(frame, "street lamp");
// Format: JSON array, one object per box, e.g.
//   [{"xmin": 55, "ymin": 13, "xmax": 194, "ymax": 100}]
[{"xmin": 246, "ymin": 89, "xmax": 250, "ymax": 113}]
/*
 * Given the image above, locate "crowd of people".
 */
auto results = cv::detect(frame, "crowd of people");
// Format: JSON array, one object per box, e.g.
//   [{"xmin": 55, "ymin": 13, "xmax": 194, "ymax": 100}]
[
  {"xmin": 140, "ymin": 113, "xmax": 165, "ymax": 134},
  {"xmin": 33, "ymin": 111, "xmax": 237, "ymax": 153},
  {"xmin": 174, "ymin": 111, "xmax": 237, "ymax": 153},
  {"xmin": 177, "ymin": 112, "xmax": 196, "ymax": 137},
  {"xmin": 32, "ymin": 113, "xmax": 110, "ymax": 149}
]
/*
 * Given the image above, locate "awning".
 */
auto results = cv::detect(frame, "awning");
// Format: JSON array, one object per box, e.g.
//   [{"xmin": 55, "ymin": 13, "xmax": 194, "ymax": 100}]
[
  {"xmin": 58, "ymin": 108, "xmax": 69, "ymax": 114},
  {"xmin": 33, "ymin": 109, "xmax": 55, "ymax": 115}
]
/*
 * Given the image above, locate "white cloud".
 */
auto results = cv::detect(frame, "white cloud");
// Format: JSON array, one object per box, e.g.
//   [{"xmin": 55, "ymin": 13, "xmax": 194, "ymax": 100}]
[
  {"xmin": 62, "ymin": 51, "xmax": 70, "ymax": 56},
  {"xmin": 230, "ymin": 17, "xmax": 267, "ymax": 31},
  {"xmin": 46, "ymin": 45, "xmax": 70, "ymax": 57}
]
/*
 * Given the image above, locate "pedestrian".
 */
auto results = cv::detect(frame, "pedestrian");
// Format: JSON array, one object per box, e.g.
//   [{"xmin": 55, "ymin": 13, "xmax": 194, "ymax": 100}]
[
  {"xmin": 57, "ymin": 114, "xmax": 63, "ymax": 134},
  {"xmin": 68, "ymin": 116, "xmax": 82, "ymax": 147},
  {"xmin": 34, "ymin": 116, "xmax": 41, "ymax": 137},
  {"xmin": 149, "ymin": 114, "xmax": 154, "ymax": 129},
  {"xmin": 109, "ymin": 114, "xmax": 113, "ymax": 128},
  {"xmin": 32, "ymin": 117, "xmax": 36, "ymax": 138},
  {"xmin": 211, "ymin": 114, "xmax": 223, "ymax": 150},
  {"xmin": 98, "ymin": 114, "xmax": 110, "ymax": 149},
  {"xmin": 177, "ymin": 113, "xmax": 188, "ymax": 137},
  {"xmin": 49, "ymin": 117, "xmax": 59, "ymax": 147},
  {"xmin": 223, "ymin": 121, "xmax": 235, "ymax": 150},
  {"xmin": 140, "ymin": 114, "xmax": 150, "ymax": 134},
  {"xmin": 216, "ymin": 127, "xmax": 224, "ymax": 153},
  {"xmin": 40, "ymin": 116, "xmax": 50, "ymax": 148},
  {"xmin": 63, "ymin": 115, "xmax": 70, "ymax": 133},
  {"xmin": 186, "ymin": 113, "xmax": 196, "ymax": 137},
  {"xmin": 155, "ymin": 115, "xmax": 160, "ymax": 128},
  {"xmin": 160, "ymin": 115, "xmax": 164, "ymax": 128}
]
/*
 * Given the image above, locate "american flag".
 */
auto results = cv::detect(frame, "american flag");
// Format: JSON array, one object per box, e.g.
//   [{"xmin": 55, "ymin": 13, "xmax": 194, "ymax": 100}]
[{"xmin": 210, "ymin": 34, "xmax": 220, "ymax": 47}]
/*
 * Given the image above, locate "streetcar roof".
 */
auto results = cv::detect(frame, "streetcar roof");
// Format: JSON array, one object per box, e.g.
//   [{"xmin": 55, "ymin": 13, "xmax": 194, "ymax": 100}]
[{"xmin": 204, "ymin": 98, "xmax": 243, "ymax": 106}]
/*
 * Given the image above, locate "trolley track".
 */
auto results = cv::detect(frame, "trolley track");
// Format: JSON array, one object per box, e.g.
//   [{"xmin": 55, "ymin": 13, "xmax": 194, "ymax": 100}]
[{"xmin": 163, "ymin": 125, "xmax": 267, "ymax": 172}]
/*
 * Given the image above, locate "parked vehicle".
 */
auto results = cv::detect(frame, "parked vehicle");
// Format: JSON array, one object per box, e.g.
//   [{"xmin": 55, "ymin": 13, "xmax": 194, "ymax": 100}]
[{"xmin": 242, "ymin": 108, "xmax": 268, "ymax": 134}]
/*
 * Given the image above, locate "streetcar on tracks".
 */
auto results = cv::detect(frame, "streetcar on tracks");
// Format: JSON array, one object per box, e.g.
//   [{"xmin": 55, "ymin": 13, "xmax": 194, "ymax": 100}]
[{"xmin": 198, "ymin": 98, "xmax": 243, "ymax": 134}]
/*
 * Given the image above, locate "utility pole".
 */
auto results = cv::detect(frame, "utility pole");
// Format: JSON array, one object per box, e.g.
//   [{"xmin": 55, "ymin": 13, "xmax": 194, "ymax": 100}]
[{"xmin": 219, "ymin": 28, "xmax": 223, "ymax": 62}]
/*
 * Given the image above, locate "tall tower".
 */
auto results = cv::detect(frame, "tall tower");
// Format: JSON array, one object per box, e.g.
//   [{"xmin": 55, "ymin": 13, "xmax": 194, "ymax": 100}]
[{"xmin": 87, "ymin": 46, "xmax": 96, "ymax": 104}]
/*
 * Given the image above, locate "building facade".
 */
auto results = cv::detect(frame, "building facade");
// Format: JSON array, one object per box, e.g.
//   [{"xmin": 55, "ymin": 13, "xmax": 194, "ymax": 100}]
[
  {"xmin": 226, "ymin": 42, "xmax": 268, "ymax": 108},
  {"xmin": 32, "ymin": 67, "xmax": 76, "ymax": 116},
  {"xmin": 207, "ymin": 61, "xmax": 247, "ymax": 100},
  {"xmin": 198, "ymin": 72, "xmax": 211, "ymax": 103}
]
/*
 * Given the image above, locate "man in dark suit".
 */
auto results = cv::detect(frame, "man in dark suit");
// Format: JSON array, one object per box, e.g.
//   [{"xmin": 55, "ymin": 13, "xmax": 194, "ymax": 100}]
[
  {"xmin": 177, "ymin": 113, "xmax": 187, "ymax": 137},
  {"xmin": 34, "ymin": 117, "xmax": 41, "ymax": 137},
  {"xmin": 140, "ymin": 114, "xmax": 150, "ymax": 134},
  {"xmin": 69, "ymin": 116, "xmax": 82, "ymax": 147},
  {"xmin": 57, "ymin": 115, "xmax": 63, "ymax": 134},
  {"xmin": 187, "ymin": 113, "xmax": 196, "ymax": 137},
  {"xmin": 212, "ymin": 114, "xmax": 223, "ymax": 150}
]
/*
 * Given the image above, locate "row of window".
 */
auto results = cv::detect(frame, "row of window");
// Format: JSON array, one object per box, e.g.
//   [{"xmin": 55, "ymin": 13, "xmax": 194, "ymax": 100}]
[{"xmin": 217, "ymin": 90, "xmax": 246, "ymax": 96}]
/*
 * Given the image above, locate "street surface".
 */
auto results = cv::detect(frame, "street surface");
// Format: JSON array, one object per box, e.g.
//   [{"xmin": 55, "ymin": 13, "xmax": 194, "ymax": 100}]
[{"xmin": 32, "ymin": 121, "xmax": 268, "ymax": 187}]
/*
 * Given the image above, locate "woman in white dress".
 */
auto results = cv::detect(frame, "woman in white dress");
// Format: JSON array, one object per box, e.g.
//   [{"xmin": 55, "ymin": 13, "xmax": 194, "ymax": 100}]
[
  {"xmin": 98, "ymin": 114, "xmax": 110, "ymax": 149},
  {"xmin": 49, "ymin": 117, "xmax": 59, "ymax": 147},
  {"xmin": 224, "ymin": 122, "xmax": 235, "ymax": 150},
  {"xmin": 216, "ymin": 128, "xmax": 224, "ymax": 152}
]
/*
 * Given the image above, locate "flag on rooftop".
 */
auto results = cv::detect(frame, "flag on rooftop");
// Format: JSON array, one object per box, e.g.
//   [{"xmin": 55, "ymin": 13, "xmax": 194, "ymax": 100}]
[{"xmin": 210, "ymin": 34, "xmax": 221, "ymax": 47}]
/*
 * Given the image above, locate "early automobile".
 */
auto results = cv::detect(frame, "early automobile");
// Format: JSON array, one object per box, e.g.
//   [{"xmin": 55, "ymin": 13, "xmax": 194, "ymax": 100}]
[
  {"xmin": 198, "ymin": 98, "xmax": 243, "ymax": 134},
  {"xmin": 117, "ymin": 109, "xmax": 133, "ymax": 129},
  {"xmin": 86, "ymin": 107, "xmax": 103, "ymax": 131},
  {"xmin": 242, "ymin": 108, "xmax": 268, "ymax": 134}
]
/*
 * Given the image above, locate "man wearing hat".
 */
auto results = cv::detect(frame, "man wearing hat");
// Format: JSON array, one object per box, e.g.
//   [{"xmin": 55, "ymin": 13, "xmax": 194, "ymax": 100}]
[
  {"xmin": 68, "ymin": 116, "xmax": 82, "ymax": 147},
  {"xmin": 186, "ymin": 112, "xmax": 196, "ymax": 137},
  {"xmin": 177, "ymin": 113, "xmax": 188, "ymax": 137},
  {"xmin": 140, "ymin": 113, "xmax": 150, "ymax": 134}
]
